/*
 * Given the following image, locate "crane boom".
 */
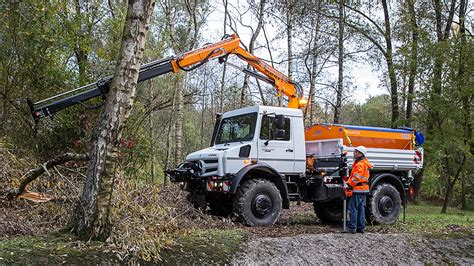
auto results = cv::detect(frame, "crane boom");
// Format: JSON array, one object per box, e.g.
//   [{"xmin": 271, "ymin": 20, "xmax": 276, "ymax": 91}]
[{"xmin": 27, "ymin": 34, "xmax": 304, "ymax": 121}]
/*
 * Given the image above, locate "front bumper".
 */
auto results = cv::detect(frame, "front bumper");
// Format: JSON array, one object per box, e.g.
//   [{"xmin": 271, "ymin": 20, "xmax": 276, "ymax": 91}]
[{"xmin": 165, "ymin": 163, "xmax": 233, "ymax": 193}]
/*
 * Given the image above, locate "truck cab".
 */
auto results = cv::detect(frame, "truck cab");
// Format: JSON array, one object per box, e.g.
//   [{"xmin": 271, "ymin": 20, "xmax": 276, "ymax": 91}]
[{"xmin": 185, "ymin": 105, "xmax": 306, "ymax": 178}]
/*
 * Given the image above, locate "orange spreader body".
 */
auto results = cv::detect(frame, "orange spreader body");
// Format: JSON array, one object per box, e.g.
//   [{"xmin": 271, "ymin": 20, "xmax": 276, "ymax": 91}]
[{"xmin": 305, "ymin": 124, "xmax": 415, "ymax": 150}]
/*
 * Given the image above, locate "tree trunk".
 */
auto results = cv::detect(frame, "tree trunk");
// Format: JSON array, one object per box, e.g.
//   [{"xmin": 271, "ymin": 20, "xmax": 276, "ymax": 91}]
[
  {"xmin": 405, "ymin": 0, "xmax": 417, "ymax": 127},
  {"xmin": 73, "ymin": 0, "xmax": 155, "ymax": 241},
  {"xmin": 175, "ymin": 74, "xmax": 184, "ymax": 165},
  {"xmin": 219, "ymin": 0, "xmax": 228, "ymax": 113},
  {"xmin": 441, "ymin": 154, "xmax": 466, "ymax": 213},
  {"xmin": 334, "ymin": 0, "xmax": 344, "ymax": 124},
  {"xmin": 304, "ymin": 1, "xmax": 321, "ymax": 123},
  {"xmin": 163, "ymin": 0, "xmax": 202, "ymax": 166},
  {"xmin": 74, "ymin": 0, "xmax": 88, "ymax": 86},
  {"xmin": 429, "ymin": 0, "xmax": 457, "ymax": 132},
  {"xmin": 285, "ymin": 0, "xmax": 293, "ymax": 108},
  {"xmin": 241, "ymin": 0, "xmax": 266, "ymax": 107},
  {"xmin": 148, "ymin": 84, "xmax": 155, "ymax": 182},
  {"xmin": 163, "ymin": 83, "xmax": 177, "ymax": 186},
  {"xmin": 457, "ymin": 0, "xmax": 469, "ymax": 210},
  {"xmin": 381, "ymin": 0, "xmax": 399, "ymax": 127}
]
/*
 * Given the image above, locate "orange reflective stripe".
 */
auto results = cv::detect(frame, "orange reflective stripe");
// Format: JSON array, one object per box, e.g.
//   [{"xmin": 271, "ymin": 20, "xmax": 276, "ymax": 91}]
[{"xmin": 354, "ymin": 173, "xmax": 368, "ymax": 180}]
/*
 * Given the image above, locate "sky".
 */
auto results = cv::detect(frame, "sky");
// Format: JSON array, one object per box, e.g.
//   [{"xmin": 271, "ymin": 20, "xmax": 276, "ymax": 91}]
[{"xmin": 200, "ymin": 0, "xmax": 386, "ymax": 104}]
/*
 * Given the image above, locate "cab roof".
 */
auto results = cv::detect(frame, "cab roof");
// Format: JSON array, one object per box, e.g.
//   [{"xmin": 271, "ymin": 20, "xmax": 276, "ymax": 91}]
[{"xmin": 222, "ymin": 105, "xmax": 303, "ymax": 118}]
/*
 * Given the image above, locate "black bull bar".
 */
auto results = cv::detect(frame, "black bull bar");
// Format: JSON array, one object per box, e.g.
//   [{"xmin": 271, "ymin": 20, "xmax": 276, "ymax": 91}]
[{"xmin": 165, "ymin": 162, "xmax": 201, "ymax": 183}]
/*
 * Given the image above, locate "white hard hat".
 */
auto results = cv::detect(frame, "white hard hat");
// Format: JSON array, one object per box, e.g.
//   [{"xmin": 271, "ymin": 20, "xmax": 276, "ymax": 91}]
[{"xmin": 355, "ymin": 146, "xmax": 367, "ymax": 156}]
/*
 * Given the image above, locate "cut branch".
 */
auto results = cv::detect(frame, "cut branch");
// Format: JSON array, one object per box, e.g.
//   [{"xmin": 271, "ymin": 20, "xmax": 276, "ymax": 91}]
[{"xmin": 6, "ymin": 153, "xmax": 89, "ymax": 200}]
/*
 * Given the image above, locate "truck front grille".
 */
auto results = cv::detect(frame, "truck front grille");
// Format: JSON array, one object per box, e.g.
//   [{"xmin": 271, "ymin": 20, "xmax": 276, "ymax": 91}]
[{"xmin": 189, "ymin": 159, "xmax": 219, "ymax": 176}]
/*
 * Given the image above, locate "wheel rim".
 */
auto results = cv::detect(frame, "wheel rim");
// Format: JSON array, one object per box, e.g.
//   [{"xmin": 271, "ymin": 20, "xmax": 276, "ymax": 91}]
[
  {"xmin": 252, "ymin": 194, "xmax": 273, "ymax": 218},
  {"xmin": 378, "ymin": 196, "xmax": 394, "ymax": 216}
]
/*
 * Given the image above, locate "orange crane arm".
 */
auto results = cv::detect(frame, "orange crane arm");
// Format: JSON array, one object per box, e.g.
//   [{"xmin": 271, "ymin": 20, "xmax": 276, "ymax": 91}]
[{"xmin": 170, "ymin": 34, "xmax": 303, "ymax": 108}]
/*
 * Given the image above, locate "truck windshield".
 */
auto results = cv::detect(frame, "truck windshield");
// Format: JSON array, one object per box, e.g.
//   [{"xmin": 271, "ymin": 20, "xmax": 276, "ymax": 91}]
[{"xmin": 215, "ymin": 112, "xmax": 258, "ymax": 145}]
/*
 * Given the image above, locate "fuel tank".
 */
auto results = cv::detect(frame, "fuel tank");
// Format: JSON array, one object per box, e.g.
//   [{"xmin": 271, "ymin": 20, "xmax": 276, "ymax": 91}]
[{"xmin": 305, "ymin": 124, "xmax": 423, "ymax": 150}]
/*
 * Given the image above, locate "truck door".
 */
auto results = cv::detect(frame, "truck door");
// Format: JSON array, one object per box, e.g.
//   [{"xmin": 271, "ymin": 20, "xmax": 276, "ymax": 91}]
[{"xmin": 257, "ymin": 114, "xmax": 295, "ymax": 173}]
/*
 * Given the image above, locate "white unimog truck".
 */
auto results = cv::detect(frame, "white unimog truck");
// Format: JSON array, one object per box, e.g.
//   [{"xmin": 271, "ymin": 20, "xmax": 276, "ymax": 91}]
[{"xmin": 167, "ymin": 105, "xmax": 424, "ymax": 226}]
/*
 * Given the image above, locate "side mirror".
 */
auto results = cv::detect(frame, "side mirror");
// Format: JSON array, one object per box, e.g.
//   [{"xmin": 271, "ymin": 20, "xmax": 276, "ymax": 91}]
[
  {"xmin": 275, "ymin": 129, "xmax": 286, "ymax": 140},
  {"xmin": 210, "ymin": 113, "xmax": 222, "ymax": 146},
  {"xmin": 275, "ymin": 114, "xmax": 285, "ymax": 130}
]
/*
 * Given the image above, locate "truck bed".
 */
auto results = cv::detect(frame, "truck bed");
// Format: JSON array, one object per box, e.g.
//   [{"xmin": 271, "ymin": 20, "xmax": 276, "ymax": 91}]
[{"xmin": 305, "ymin": 138, "xmax": 423, "ymax": 172}]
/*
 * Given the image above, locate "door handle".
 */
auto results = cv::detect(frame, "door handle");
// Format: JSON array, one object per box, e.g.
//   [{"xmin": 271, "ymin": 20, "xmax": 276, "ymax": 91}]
[{"xmin": 286, "ymin": 148, "xmax": 294, "ymax": 152}]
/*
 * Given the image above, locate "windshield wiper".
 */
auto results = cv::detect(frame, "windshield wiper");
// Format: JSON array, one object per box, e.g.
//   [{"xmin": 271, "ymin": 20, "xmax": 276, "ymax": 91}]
[{"xmin": 221, "ymin": 138, "xmax": 244, "ymax": 146}]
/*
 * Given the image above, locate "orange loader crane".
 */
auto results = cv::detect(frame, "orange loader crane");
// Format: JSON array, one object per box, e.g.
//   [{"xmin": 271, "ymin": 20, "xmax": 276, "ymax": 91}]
[{"xmin": 27, "ymin": 34, "xmax": 305, "ymax": 121}]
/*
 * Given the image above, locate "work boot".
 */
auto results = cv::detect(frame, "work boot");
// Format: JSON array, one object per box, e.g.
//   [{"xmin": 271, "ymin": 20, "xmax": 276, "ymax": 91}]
[{"xmin": 356, "ymin": 229, "xmax": 365, "ymax": 234}]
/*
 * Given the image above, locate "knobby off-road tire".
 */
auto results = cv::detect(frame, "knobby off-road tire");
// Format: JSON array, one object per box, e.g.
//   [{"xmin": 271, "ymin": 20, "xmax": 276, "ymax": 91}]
[
  {"xmin": 368, "ymin": 183, "xmax": 402, "ymax": 224},
  {"xmin": 233, "ymin": 178, "xmax": 282, "ymax": 226},
  {"xmin": 186, "ymin": 192, "xmax": 206, "ymax": 210},
  {"xmin": 206, "ymin": 193, "xmax": 233, "ymax": 217},
  {"xmin": 313, "ymin": 199, "xmax": 343, "ymax": 224},
  {"xmin": 186, "ymin": 193, "xmax": 233, "ymax": 217}
]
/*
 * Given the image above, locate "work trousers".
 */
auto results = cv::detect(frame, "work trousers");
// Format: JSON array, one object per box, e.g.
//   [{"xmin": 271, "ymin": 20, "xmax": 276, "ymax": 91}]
[{"xmin": 348, "ymin": 193, "xmax": 367, "ymax": 232}]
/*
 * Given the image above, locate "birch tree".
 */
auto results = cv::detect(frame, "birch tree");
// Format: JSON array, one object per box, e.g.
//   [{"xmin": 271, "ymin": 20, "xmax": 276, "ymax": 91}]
[{"xmin": 73, "ymin": 0, "xmax": 155, "ymax": 241}]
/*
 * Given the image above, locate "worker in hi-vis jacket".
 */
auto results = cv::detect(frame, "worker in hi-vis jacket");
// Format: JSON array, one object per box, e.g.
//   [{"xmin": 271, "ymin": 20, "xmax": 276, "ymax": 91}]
[{"xmin": 343, "ymin": 146, "xmax": 373, "ymax": 234}]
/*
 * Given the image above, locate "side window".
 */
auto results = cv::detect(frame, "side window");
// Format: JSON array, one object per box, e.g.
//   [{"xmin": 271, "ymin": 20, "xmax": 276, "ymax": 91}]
[{"xmin": 259, "ymin": 115, "xmax": 291, "ymax": 141}]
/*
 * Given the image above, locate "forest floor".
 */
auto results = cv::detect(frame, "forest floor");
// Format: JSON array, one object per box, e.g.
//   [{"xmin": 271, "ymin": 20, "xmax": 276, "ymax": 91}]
[{"xmin": 1, "ymin": 199, "xmax": 472, "ymax": 264}]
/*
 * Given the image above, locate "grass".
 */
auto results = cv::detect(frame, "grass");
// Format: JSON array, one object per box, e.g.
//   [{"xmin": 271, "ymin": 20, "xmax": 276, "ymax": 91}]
[
  {"xmin": 372, "ymin": 202, "xmax": 474, "ymax": 234},
  {"xmin": 0, "ymin": 233, "xmax": 118, "ymax": 264},
  {"xmin": 159, "ymin": 228, "xmax": 247, "ymax": 264},
  {"xmin": 0, "ymin": 229, "xmax": 247, "ymax": 264}
]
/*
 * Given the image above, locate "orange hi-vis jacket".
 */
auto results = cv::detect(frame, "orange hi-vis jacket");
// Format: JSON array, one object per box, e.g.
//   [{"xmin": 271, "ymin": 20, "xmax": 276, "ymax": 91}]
[{"xmin": 348, "ymin": 158, "xmax": 373, "ymax": 193}]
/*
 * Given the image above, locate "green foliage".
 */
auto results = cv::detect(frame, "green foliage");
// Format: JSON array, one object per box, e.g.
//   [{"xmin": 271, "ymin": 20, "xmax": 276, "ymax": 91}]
[
  {"xmin": 0, "ymin": 234, "xmax": 117, "ymax": 264},
  {"xmin": 339, "ymin": 95, "xmax": 391, "ymax": 127},
  {"xmin": 417, "ymin": 26, "xmax": 473, "ymax": 209}
]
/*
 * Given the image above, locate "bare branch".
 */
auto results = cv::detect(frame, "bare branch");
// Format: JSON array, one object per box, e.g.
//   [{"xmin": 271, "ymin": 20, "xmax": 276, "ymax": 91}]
[{"xmin": 6, "ymin": 153, "xmax": 89, "ymax": 200}]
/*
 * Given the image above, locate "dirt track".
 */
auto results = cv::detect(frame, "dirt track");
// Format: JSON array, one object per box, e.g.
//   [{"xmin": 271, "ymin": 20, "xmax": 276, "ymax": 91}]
[{"xmin": 232, "ymin": 232, "xmax": 474, "ymax": 264}]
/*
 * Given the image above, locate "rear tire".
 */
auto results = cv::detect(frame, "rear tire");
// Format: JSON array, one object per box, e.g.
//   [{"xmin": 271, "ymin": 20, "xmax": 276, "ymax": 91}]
[
  {"xmin": 233, "ymin": 178, "xmax": 282, "ymax": 226},
  {"xmin": 368, "ymin": 183, "xmax": 401, "ymax": 224},
  {"xmin": 313, "ymin": 199, "xmax": 343, "ymax": 224}
]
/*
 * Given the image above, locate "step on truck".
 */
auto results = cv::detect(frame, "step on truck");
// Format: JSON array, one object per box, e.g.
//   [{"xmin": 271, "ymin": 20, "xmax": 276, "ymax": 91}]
[{"xmin": 167, "ymin": 105, "xmax": 424, "ymax": 226}]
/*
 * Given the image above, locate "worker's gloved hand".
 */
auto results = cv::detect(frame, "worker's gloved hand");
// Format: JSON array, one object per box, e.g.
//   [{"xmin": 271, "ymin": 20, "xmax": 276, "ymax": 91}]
[{"xmin": 344, "ymin": 183, "xmax": 353, "ymax": 197}]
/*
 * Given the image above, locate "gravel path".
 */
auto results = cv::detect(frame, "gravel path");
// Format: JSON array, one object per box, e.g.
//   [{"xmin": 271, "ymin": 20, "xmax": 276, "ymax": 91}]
[{"xmin": 232, "ymin": 232, "xmax": 474, "ymax": 264}]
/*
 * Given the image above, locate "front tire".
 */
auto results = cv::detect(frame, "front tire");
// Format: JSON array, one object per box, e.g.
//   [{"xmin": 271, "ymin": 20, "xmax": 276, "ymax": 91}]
[
  {"xmin": 206, "ymin": 193, "xmax": 233, "ymax": 217},
  {"xmin": 368, "ymin": 183, "xmax": 402, "ymax": 224},
  {"xmin": 233, "ymin": 178, "xmax": 282, "ymax": 226},
  {"xmin": 313, "ymin": 199, "xmax": 343, "ymax": 224}
]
